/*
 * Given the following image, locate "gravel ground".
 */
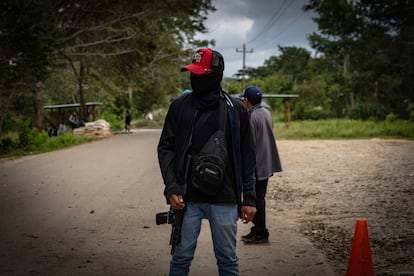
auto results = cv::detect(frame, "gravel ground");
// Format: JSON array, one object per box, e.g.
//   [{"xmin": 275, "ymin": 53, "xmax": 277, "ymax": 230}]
[
  {"xmin": 0, "ymin": 131, "xmax": 336, "ymax": 276},
  {"xmin": 1, "ymin": 135, "xmax": 413, "ymax": 275},
  {"xmin": 268, "ymin": 139, "xmax": 414, "ymax": 275}
]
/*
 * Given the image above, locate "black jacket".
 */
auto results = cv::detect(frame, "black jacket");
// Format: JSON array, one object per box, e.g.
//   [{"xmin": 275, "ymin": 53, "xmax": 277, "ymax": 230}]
[{"xmin": 157, "ymin": 90, "xmax": 256, "ymax": 209}]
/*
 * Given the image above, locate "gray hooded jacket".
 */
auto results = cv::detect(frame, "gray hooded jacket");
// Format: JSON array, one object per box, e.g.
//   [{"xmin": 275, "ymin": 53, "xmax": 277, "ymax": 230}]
[{"xmin": 248, "ymin": 101, "xmax": 282, "ymax": 180}]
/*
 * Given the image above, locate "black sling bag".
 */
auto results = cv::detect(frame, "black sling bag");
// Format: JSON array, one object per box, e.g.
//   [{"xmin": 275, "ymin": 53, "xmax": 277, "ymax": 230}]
[{"xmin": 191, "ymin": 98, "xmax": 228, "ymax": 196}]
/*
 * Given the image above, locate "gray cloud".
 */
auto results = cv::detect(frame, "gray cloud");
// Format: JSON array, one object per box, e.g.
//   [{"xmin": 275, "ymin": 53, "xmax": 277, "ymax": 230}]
[{"xmin": 195, "ymin": 0, "xmax": 318, "ymax": 77}]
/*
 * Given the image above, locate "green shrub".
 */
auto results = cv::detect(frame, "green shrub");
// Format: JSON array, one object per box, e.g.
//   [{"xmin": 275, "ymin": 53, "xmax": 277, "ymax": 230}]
[
  {"xmin": 32, "ymin": 131, "xmax": 50, "ymax": 151},
  {"xmin": 18, "ymin": 119, "xmax": 32, "ymax": 148},
  {"xmin": 0, "ymin": 128, "xmax": 93, "ymax": 158},
  {"xmin": 407, "ymin": 103, "xmax": 414, "ymax": 121},
  {"xmin": 101, "ymin": 112, "xmax": 122, "ymax": 131},
  {"xmin": 386, "ymin": 113, "xmax": 398, "ymax": 122},
  {"xmin": 41, "ymin": 133, "xmax": 90, "ymax": 151},
  {"xmin": 349, "ymin": 102, "xmax": 386, "ymax": 120},
  {"xmin": 292, "ymin": 105, "xmax": 330, "ymax": 120},
  {"xmin": 0, "ymin": 137, "xmax": 16, "ymax": 154}
]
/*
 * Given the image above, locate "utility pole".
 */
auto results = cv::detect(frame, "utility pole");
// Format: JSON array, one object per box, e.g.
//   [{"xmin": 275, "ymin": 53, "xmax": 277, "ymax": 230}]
[{"xmin": 236, "ymin": 43, "xmax": 253, "ymax": 92}]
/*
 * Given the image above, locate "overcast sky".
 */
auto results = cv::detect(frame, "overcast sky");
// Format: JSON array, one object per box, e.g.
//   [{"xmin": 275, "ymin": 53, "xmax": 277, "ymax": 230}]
[{"xmin": 195, "ymin": 0, "xmax": 319, "ymax": 77}]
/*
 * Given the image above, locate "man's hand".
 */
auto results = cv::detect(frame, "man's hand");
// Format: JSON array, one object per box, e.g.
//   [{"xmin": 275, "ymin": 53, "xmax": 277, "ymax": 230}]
[
  {"xmin": 169, "ymin": 194, "xmax": 185, "ymax": 210},
  {"xmin": 241, "ymin": 205, "xmax": 256, "ymax": 224}
]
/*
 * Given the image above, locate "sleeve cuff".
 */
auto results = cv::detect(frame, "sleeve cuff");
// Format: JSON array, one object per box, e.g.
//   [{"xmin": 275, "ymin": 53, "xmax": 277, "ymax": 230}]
[{"xmin": 242, "ymin": 195, "xmax": 256, "ymax": 207}]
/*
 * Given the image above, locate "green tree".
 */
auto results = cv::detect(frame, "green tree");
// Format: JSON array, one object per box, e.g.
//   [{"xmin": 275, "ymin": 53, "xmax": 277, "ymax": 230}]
[
  {"xmin": 276, "ymin": 46, "xmax": 311, "ymax": 87},
  {"xmin": 353, "ymin": 0, "xmax": 414, "ymax": 118},
  {"xmin": 304, "ymin": 0, "xmax": 364, "ymax": 115},
  {"xmin": 0, "ymin": 0, "xmax": 215, "ymax": 132},
  {"xmin": 304, "ymin": 0, "xmax": 414, "ymax": 119},
  {"xmin": 0, "ymin": 1, "xmax": 58, "ymax": 130}
]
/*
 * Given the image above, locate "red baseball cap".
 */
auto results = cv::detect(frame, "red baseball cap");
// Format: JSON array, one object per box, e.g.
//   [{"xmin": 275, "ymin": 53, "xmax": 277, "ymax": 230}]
[{"xmin": 181, "ymin": 48, "xmax": 224, "ymax": 75}]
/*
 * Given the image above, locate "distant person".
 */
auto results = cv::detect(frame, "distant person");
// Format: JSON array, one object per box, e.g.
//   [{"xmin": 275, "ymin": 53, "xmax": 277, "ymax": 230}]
[
  {"xmin": 241, "ymin": 85, "xmax": 282, "ymax": 244},
  {"xmin": 58, "ymin": 122, "xmax": 67, "ymax": 135},
  {"xmin": 145, "ymin": 111, "xmax": 153, "ymax": 121},
  {"xmin": 69, "ymin": 111, "xmax": 79, "ymax": 130},
  {"xmin": 47, "ymin": 123, "xmax": 58, "ymax": 137},
  {"xmin": 125, "ymin": 109, "xmax": 132, "ymax": 134}
]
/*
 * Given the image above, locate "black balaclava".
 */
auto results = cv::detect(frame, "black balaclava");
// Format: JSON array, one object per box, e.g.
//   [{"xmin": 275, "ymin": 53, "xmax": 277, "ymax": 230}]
[{"xmin": 190, "ymin": 71, "xmax": 223, "ymax": 110}]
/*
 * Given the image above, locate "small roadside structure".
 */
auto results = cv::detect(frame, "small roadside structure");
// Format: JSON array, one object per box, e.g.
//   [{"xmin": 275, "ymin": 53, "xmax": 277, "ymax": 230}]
[{"xmin": 43, "ymin": 102, "xmax": 103, "ymax": 127}]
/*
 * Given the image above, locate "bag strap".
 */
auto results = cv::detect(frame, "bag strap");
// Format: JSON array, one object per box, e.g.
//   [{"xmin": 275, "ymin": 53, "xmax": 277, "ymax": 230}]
[
  {"xmin": 187, "ymin": 109, "xmax": 198, "ymax": 147},
  {"xmin": 189, "ymin": 95, "xmax": 227, "ymax": 143},
  {"xmin": 218, "ymin": 96, "xmax": 227, "ymax": 132}
]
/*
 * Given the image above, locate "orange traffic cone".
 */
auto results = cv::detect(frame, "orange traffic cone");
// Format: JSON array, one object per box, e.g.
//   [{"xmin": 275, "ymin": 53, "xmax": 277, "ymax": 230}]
[{"xmin": 346, "ymin": 218, "xmax": 374, "ymax": 276}]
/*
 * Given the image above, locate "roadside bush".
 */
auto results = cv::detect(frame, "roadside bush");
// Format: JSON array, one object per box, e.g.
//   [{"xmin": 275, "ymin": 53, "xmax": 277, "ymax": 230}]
[
  {"xmin": 0, "ymin": 127, "xmax": 93, "ymax": 158},
  {"xmin": 386, "ymin": 113, "xmax": 398, "ymax": 122},
  {"xmin": 350, "ymin": 102, "xmax": 386, "ymax": 120},
  {"xmin": 18, "ymin": 120, "xmax": 30, "ymax": 148},
  {"xmin": 0, "ymin": 137, "xmax": 16, "ymax": 154},
  {"xmin": 31, "ymin": 131, "xmax": 51, "ymax": 151},
  {"xmin": 17, "ymin": 119, "xmax": 41, "ymax": 150},
  {"xmin": 101, "ymin": 112, "xmax": 123, "ymax": 131},
  {"xmin": 292, "ymin": 104, "xmax": 330, "ymax": 120},
  {"xmin": 407, "ymin": 103, "xmax": 414, "ymax": 121}
]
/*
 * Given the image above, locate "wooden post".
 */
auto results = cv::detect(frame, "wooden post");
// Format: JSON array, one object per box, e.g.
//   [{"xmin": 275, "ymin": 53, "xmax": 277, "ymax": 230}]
[
  {"xmin": 284, "ymin": 98, "xmax": 291, "ymax": 128},
  {"xmin": 92, "ymin": 106, "xmax": 96, "ymax": 121}
]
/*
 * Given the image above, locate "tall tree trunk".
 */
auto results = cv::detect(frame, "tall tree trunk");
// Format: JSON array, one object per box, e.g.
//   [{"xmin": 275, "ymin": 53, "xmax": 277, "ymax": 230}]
[
  {"xmin": 343, "ymin": 51, "xmax": 354, "ymax": 117},
  {"xmin": 128, "ymin": 82, "xmax": 134, "ymax": 108},
  {"xmin": 343, "ymin": 52, "xmax": 354, "ymax": 110},
  {"xmin": 62, "ymin": 54, "xmax": 87, "ymax": 122},
  {"xmin": 33, "ymin": 80, "xmax": 44, "ymax": 130},
  {"xmin": 78, "ymin": 62, "xmax": 87, "ymax": 122},
  {"xmin": 0, "ymin": 96, "xmax": 3, "ymax": 135}
]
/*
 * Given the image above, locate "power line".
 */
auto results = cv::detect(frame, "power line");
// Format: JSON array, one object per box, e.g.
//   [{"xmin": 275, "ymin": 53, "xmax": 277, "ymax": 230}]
[
  {"xmin": 246, "ymin": 0, "xmax": 295, "ymax": 45},
  {"xmin": 259, "ymin": 10, "xmax": 307, "ymax": 50}
]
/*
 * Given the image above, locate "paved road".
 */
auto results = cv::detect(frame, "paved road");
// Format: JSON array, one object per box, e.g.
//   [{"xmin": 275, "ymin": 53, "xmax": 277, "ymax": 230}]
[{"xmin": 0, "ymin": 129, "xmax": 335, "ymax": 275}]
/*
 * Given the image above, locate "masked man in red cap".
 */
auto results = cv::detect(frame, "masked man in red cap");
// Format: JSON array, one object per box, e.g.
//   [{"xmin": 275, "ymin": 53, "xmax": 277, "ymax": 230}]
[{"xmin": 158, "ymin": 48, "xmax": 257, "ymax": 275}]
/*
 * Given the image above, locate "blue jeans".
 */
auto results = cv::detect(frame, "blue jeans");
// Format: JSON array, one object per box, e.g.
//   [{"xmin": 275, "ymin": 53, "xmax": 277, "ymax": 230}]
[{"xmin": 169, "ymin": 202, "xmax": 239, "ymax": 276}]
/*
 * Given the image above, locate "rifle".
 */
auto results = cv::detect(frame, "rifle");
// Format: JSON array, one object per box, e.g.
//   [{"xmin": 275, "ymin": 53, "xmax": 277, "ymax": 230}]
[
  {"xmin": 156, "ymin": 149, "xmax": 192, "ymax": 255},
  {"xmin": 155, "ymin": 208, "xmax": 185, "ymax": 255}
]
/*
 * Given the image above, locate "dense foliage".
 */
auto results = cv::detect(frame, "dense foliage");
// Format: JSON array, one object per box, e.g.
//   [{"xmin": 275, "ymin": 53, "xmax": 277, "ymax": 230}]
[
  {"xmin": 233, "ymin": 0, "xmax": 413, "ymax": 121},
  {"xmin": 0, "ymin": 0, "xmax": 412, "ymax": 143},
  {"xmin": 0, "ymin": 0, "xmax": 214, "ymax": 133}
]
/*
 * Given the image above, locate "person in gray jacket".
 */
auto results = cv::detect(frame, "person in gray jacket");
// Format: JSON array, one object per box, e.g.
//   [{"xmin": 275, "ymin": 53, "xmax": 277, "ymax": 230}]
[{"xmin": 240, "ymin": 85, "xmax": 282, "ymax": 244}]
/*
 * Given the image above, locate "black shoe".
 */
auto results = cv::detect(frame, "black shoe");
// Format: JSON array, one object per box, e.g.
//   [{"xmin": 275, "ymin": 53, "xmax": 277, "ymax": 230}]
[
  {"xmin": 241, "ymin": 231, "xmax": 256, "ymax": 242},
  {"xmin": 243, "ymin": 233, "xmax": 269, "ymax": 244},
  {"xmin": 241, "ymin": 226, "xmax": 257, "ymax": 241}
]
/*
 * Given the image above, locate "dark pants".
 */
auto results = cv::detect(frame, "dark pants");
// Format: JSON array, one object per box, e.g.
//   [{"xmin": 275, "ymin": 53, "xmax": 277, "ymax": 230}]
[{"xmin": 252, "ymin": 178, "xmax": 268, "ymax": 235}]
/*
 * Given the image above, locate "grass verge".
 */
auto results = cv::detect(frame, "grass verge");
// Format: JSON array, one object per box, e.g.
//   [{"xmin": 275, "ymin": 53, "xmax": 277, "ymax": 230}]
[{"xmin": 274, "ymin": 119, "xmax": 414, "ymax": 140}]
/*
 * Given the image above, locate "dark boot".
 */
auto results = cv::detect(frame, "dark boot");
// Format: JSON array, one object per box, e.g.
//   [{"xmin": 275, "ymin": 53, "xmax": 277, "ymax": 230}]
[
  {"xmin": 241, "ymin": 226, "xmax": 256, "ymax": 241},
  {"xmin": 243, "ymin": 229, "xmax": 269, "ymax": 244}
]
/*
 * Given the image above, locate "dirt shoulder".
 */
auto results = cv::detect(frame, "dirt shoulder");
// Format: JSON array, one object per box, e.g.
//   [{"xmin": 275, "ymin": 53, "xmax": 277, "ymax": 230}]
[{"xmin": 269, "ymin": 139, "xmax": 414, "ymax": 275}]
